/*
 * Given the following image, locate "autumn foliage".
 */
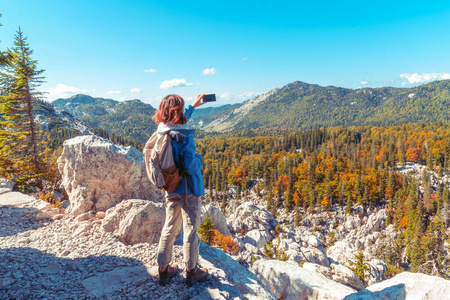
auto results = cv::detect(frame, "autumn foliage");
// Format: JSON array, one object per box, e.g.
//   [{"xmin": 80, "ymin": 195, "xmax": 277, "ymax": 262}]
[{"xmin": 211, "ymin": 230, "xmax": 240, "ymax": 255}]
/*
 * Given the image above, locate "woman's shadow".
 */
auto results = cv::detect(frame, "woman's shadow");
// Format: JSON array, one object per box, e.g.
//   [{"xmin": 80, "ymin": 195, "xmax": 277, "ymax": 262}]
[{"xmin": 0, "ymin": 247, "xmax": 156, "ymax": 299}]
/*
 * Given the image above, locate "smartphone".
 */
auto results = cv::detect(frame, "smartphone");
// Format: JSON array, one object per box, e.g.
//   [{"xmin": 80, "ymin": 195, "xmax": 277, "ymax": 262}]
[{"xmin": 203, "ymin": 94, "xmax": 216, "ymax": 102}]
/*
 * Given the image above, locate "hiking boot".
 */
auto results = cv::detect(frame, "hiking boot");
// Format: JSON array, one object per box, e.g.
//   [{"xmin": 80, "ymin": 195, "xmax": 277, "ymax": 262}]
[
  {"xmin": 158, "ymin": 264, "xmax": 179, "ymax": 286},
  {"xmin": 186, "ymin": 266, "xmax": 208, "ymax": 286}
]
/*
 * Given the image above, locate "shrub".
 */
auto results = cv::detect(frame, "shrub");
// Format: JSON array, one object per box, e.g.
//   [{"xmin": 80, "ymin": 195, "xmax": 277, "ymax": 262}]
[
  {"xmin": 384, "ymin": 264, "xmax": 403, "ymax": 279},
  {"xmin": 262, "ymin": 236, "xmax": 290, "ymax": 261},
  {"xmin": 38, "ymin": 190, "xmax": 64, "ymax": 211},
  {"xmin": 325, "ymin": 232, "xmax": 337, "ymax": 249},
  {"xmin": 198, "ymin": 218, "xmax": 216, "ymax": 245},
  {"xmin": 211, "ymin": 229, "xmax": 240, "ymax": 255},
  {"xmin": 347, "ymin": 249, "xmax": 370, "ymax": 287}
]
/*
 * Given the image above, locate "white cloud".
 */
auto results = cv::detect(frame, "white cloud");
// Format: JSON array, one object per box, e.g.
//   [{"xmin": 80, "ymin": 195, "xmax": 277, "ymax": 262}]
[
  {"xmin": 131, "ymin": 88, "xmax": 142, "ymax": 93},
  {"xmin": 220, "ymin": 92, "xmax": 233, "ymax": 100},
  {"xmin": 399, "ymin": 72, "xmax": 450, "ymax": 84},
  {"xmin": 107, "ymin": 90, "xmax": 122, "ymax": 95},
  {"xmin": 160, "ymin": 78, "xmax": 193, "ymax": 90},
  {"xmin": 238, "ymin": 92, "xmax": 257, "ymax": 99},
  {"xmin": 202, "ymin": 68, "xmax": 217, "ymax": 75},
  {"xmin": 46, "ymin": 84, "xmax": 90, "ymax": 101},
  {"xmin": 360, "ymin": 81, "xmax": 368, "ymax": 85},
  {"xmin": 144, "ymin": 68, "xmax": 157, "ymax": 73},
  {"xmin": 219, "ymin": 92, "xmax": 257, "ymax": 101}
]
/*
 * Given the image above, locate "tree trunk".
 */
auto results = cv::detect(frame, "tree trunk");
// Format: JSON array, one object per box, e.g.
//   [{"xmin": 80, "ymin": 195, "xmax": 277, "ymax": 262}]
[{"xmin": 25, "ymin": 83, "xmax": 40, "ymax": 172}]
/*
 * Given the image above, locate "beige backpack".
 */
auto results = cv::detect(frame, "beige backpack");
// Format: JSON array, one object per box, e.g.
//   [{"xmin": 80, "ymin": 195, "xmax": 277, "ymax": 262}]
[{"xmin": 143, "ymin": 132, "xmax": 181, "ymax": 192}]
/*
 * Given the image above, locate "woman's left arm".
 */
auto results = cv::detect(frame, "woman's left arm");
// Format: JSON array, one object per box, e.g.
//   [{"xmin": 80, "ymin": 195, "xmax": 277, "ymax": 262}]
[{"xmin": 185, "ymin": 94, "xmax": 206, "ymax": 120}]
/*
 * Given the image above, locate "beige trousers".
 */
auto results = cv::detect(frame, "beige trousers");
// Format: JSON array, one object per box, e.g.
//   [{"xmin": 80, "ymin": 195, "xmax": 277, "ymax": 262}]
[{"xmin": 157, "ymin": 192, "xmax": 201, "ymax": 270}]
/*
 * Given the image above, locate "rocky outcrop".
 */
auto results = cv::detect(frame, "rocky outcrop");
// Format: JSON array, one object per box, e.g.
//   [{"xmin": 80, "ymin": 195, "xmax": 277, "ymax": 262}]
[
  {"xmin": 101, "ymin": 199, "xmax": 165, "ymax": 245},
  {"xmin": 327, "ymin": 241, "xmax": 386, "ymax": 285},
  {"xmin": 198, "ymin": 243, "xmax": 275, "ymax": 299},
  {"xmin": 200, "ymin": 204, "xmax": 230, "ymax": 236},
  {"xmin": 0, "ymin": 179, "xmax": 14, "ymax": 195},
  {"xmin": 0, "ymin": 194, "xmax": 274, "ymax": 299},
  {"xmin": 345, "ymin": 272, "xmax": 450, "ymax": 300},
  {"xmin": 229, "ymin": 202, "xmax": 277, "ymax": 234},
  {"xmin": 57, "ymin": 135, "xmax": 163, "ymax": 216},
  {"xmin": 0, "ymin": 188, "xmax": 61, "ymax": 227},
  {"xmin": 251, "ymin": 260, "xmax": 356, "ymax": 300}
]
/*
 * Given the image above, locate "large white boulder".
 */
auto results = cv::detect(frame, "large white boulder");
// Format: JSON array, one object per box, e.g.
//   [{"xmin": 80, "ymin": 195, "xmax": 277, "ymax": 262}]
[
  {"xmin": 198, "ymin": 243, "xmax": 275, "ymax": 299},
  {"xmin": 301, "ymin": 246, "xmax": 331, "ymax": 268},
  {"xmin": 327, "ymin": 241, "xmax": 386, "ymax": 285},
  {"xmin": 102, "ymin": 199, "xmax": 165, "ymax": 245},
  {"xmin": 331, "ymin": 263, "xmax": 365, "ymax": 291},
  {"xmin": 228, "ymin": 202, "xmax": 275, "ymax": 234},
  {"xmin": 57, "ymin": 135, "xmax": 163, "ymax": 216},
  {"xmin": 0, "ymin": 179, "xmax": 14, "ymax": 195},
  {"xmin": 243, "ymin": 229, "xmax": 267, "ymax": 249},
  {"xmin": 251, "ymin": 260, "xmax": 356, "ymax": 300},
  {"xmin": 201, "ymin": 204, "xmax": 230, "ymax": 236},
  {"xmin": 345, "ymin": 272, "xmax": 450, "ymax": 300}
]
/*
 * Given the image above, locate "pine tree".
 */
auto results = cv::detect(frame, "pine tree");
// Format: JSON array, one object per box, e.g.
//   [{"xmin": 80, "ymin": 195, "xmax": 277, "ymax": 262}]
[
  {"xmin": 0, "ymin": 14, "xmax": 8, "ymax": 66},
  {"xmin": 0, "ymin": 28, "xmax": 45, "ymax": 177},
  {"xmin": 284, "ymin": 181, "xmax": 293, "ymax": 213},
  {"xmin": 345, "ymin": 193, "xmax": 352, "ymax": 215}
]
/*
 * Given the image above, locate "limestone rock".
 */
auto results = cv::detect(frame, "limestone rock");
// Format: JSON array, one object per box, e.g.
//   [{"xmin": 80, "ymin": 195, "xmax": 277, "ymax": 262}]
[
  {"xmin": 228, "ymin": 202, "xmax": 275, "ymax": 234},
  {"xmin": 346, "ymin": 272, "xmax": 450, "ymax": 300},
  {"xmin": 33, "ymin": 208, "xmax": 61, "ymax": 221},
  {"xmin": 307, "ymin": 235, "xmax": 323, "ymax": 248},
  {"xmin": 243, "ymin": 229, "xmax": 267, "ymax": 249},
  {"xmin": 199, "ymin": 243, "xmax": 275, "ymax": 299},
  {"xmin": 0, "ymin": 179, "xmax": 14, "ymax": 195},
  {"xmin": 301, "ymin": 246, "xmax": 331, "ymax": 268},
  {"xmin": 331, "ymin": 263, "xmax": 364, "ymax": 291},
  {"xmin": 200, "ymin": 204, "xmax": 230, "ymax": 236},
  {"xmin": 251, "ymin": 260, "xmax": 356, "ymax": 300},
  {"xmin": 327, "ymin": 241, "xmax": 386, "ymax": 285},
  {"xmin": 101, "ymin": 199, "xmax": 165, "ymax": 245},
  {"xmin": 57, "ymin": 135, "xmax": 163, "ymax": 216}
]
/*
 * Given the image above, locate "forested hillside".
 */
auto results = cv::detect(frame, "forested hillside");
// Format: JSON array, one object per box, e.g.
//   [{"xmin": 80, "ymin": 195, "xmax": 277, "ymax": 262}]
[
  {"xmin": 197, "ymin": 122, "xmax": 450, "ymax": 275},
  {"xmin": 200, "ymin": 80, "xmax": 450, "ymax": 132},
  {"xmin": 52, "ymin": 95, "xmax": 157, "ymax": 144}
]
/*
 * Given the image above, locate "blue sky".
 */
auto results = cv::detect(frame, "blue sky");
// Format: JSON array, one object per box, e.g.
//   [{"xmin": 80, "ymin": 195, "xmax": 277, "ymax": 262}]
[{"xmin": 1, "ymin": 0, "xmax": 450, "ymax": 107}]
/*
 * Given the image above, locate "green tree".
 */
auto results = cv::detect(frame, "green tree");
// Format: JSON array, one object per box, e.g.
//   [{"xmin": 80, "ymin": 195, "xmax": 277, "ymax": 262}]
[
  {"xmin": 198, "ymin": 218, "xmax": 216, "ymax": 245},
  {"xmin": 345, "ymin": 193, "xmax": 353, "ymax": 215},
  {"xmin": 0, "ymin": 28, "xmax": 45, "ymax": 176},
  {"xmin": 348, "ymin": 250, "xmax": 369, "ymax": 287}
]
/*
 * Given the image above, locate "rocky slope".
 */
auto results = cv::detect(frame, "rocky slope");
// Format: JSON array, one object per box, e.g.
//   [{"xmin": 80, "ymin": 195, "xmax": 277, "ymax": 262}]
[
  {"xmin": 2, "ymin": 136, "xmax": 450, "ymax": 299},
  {"xmin": 33, "ymin": 99, "xmax": 94, "ymax": 135},
  {"xmin": 0, "ymin": 179, "xmax": 274, "ymax": 299}
]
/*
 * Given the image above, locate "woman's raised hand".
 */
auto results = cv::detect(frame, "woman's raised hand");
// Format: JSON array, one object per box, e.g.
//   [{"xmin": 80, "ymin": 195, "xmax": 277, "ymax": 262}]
[{"xmin": 192, "ymin": 94, "xmax": 206, "ymax": 109}]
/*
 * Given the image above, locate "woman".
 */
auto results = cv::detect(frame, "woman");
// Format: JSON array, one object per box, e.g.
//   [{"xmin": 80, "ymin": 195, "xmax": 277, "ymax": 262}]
[{"xmin": 153, "ymin": 94, "xmax": 208, "ymax": 286}]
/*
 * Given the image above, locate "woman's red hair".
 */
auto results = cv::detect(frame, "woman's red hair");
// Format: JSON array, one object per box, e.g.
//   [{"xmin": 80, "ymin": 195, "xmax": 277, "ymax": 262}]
[{"xmin": 152, "ymin": 94, "xmax": 187, "ymax": 124}]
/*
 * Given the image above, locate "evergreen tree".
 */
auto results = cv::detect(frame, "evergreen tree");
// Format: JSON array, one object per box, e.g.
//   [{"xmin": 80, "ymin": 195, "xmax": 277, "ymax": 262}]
[
  {"xmin": 345, "ymin": 193, "xmax": 352, "ymax": 215},
  {"xmin": 284, "ymin": 181, "xmax": 294, "ymax": 213},
  {"xmin": 0, "ymin": 28, "xmax": 45, "ymax": 176}
]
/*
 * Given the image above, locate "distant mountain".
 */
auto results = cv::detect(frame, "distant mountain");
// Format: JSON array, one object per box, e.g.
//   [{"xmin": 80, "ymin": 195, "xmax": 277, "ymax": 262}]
[
  {"xmin": 51, "ymin": 94, "xmax": 242, "ymax": 143},
  {"xmin": 32, "ymin": 99, "xmax": 94, "ymax": 149},
  {"xmin": 52, "ymin": 95, "xmax": 158, "ymax": 144},
  {"xmin": 196, "ymin": 80, "xmax": 450, "ymax": 132},
  {"xmin": 33, "ymin": 99, "xmax": 94, "ymax": 135},
  {"xmin": 51, "ymin": 80, "xmax": 450, "ymax": 140}
]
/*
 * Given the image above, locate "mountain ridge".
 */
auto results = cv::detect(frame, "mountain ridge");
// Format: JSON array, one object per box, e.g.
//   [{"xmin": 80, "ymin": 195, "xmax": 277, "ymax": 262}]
[{"xmin": 50, "ymin": 80, "xmax": 450, "ymax": 142}]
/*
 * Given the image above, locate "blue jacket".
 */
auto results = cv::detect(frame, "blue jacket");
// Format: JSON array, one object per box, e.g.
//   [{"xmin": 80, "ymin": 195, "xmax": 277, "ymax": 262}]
[{"xmin": 156, "ymin": 105, "xmax": 205, "ymax": 196}]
